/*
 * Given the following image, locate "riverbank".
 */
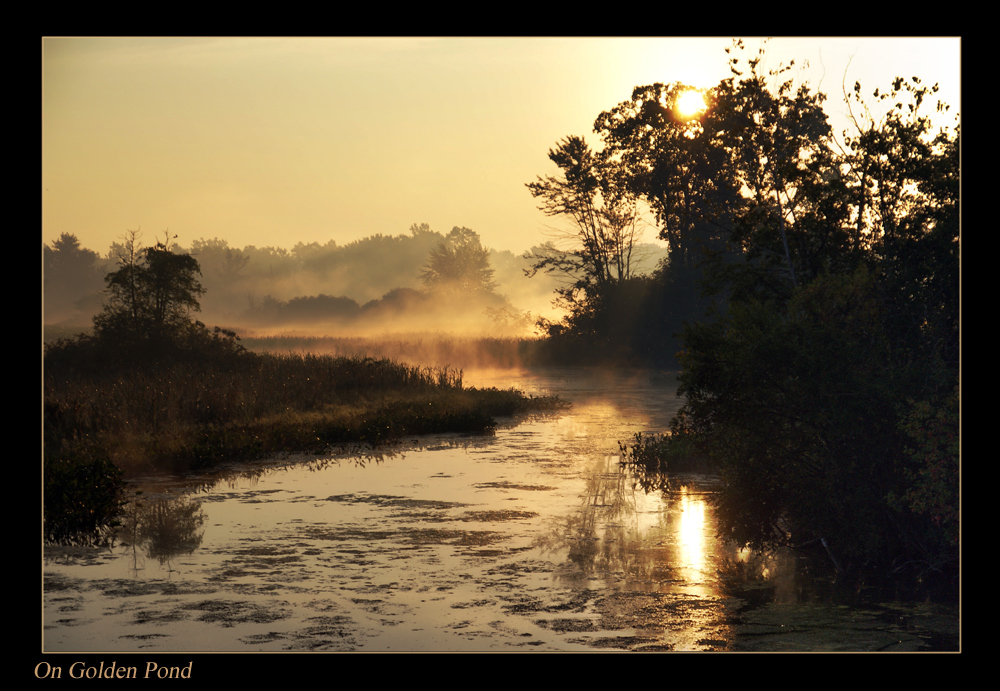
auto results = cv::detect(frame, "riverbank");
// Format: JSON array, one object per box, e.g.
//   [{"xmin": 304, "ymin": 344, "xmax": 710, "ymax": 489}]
[{"xmin": 43, "ymin": 338, "xmax": 566, "ymax": 545}]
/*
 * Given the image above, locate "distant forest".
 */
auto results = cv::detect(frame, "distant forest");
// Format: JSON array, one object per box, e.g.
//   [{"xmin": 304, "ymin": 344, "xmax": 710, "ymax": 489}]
[{"xmin": 42, "ymin": 223, "xmax": 668, "ymax": 338}]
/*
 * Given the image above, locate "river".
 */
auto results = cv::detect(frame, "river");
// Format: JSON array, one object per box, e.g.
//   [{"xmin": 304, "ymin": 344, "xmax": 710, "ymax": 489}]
[{"xmin": 42, "ymin": 367, "xmax": 959, "ymax": 653}]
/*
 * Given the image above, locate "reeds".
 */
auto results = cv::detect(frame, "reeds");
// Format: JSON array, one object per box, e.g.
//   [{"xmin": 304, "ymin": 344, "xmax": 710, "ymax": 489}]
[
  {"xmin": 44, "ymin": 349, "xmax": 561, "ymax": 477},
  {"xmin": 43, "ymin": 336, "xmax": 566, "ymax": 544}
]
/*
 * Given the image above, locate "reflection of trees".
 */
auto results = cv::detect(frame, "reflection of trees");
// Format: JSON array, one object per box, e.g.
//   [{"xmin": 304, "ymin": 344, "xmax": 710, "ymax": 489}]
[
  {"xmin": 564, "ymin": 457, "xmax": 828, "ymax": 603},
  {"xmin": 118, "ymin": 494, "xmax": 206, "ymax": 570},
  {"xmin": 534, "ymin": 455, "xmax": 647, "ymax": 585},
  {"xmin": 535, "ymin": 457, "xmax": 733, "ymax": 592}
]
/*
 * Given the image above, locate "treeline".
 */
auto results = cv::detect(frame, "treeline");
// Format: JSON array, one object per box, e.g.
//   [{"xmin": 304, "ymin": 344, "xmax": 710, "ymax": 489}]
[{"xmin": 43, "ymin": 223, "xmax": 668, "ymax": 338}]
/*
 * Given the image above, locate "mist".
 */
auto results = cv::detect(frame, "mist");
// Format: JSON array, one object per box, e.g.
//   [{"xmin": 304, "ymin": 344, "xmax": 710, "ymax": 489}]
[{"xmin": 43, "ymin": 223, "xmax": 669, "ymax": 351}]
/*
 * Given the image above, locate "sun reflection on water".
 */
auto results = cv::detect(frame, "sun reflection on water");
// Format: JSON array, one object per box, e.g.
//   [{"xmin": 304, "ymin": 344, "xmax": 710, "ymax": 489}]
[{"xmin": 677, "ymin": 488, "xmax": 705, "ymax": 559}]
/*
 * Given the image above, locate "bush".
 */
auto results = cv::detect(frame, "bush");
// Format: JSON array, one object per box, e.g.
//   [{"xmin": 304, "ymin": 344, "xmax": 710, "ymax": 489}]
[
  {"xmin": 660, "ymin": 268, "xmax": 956, "ymax": 570},
  {"xmin": 619, "ymin": 431, "xmax": 715, "ymax": 493},
  {"xmin": 44, "ymin": 454, "xmax": 126, "ymax": 546}
]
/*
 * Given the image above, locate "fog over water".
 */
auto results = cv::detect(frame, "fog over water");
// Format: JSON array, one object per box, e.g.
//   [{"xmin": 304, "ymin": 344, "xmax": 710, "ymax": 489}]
[{"xmin": 42, "ymin": 368, "xmax": 721, "ymax": 652}]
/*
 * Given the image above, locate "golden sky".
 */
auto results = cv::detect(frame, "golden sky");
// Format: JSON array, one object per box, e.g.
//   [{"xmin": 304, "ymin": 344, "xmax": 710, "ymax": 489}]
[{"xmin": 42, "ymin": 37, "xmax": 961, "ymax": 256}]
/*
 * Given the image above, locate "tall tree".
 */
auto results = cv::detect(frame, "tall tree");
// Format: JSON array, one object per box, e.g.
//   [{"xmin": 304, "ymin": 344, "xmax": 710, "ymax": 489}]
[
  {"xmin": 640, "ymin": 44, "xmax": 960, "ymax": 571},
  {"xmin": 595, "ymin": 83, "xmax": 736, "ymax": 273},
  {"xmin": 597, "ymin": 40, "xmax": 848, "ymax": 299},
  {"xmin": 43, "ymin": 233, "xmax": 104, "ymax": 321},
  {"xmin": 840, "ymin": 74, "xmax": 960, "ymax": 370}
]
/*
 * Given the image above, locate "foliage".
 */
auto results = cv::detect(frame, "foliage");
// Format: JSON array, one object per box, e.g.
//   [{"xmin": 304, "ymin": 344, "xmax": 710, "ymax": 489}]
[
  {"xmin": 594, "ymin": 83, "xmax": 736, "ymax": 273},
  {"xmin": 207, "ymin": 223, "xmax": 450, "ymax": 313},
  {"xmin": 45, "ymin": 314, "xmax": 567, "ymax": 540},
  {"xmin": 672, "ymin": 270, "xmax": 906, "ymax": 556},
  {"xmin": 526, "ymin": 135, "xmax": 644, "ymax": 289},
  {"xmin": 619, "ymin": 431, "xmax": 713, "ymax": 493},
  {"xmin": 263, "ymin": 293, "xmax": 362, "ymax": 323},
  {"xmin": 891, "ymin": 386, "xmax": 960, "ymax": 558},
  {"xmin": 44, "ymin": 453, "xmax": 126, "ymax": 546},
  {"xmin": 49, "ymin": 224, "xmax": 554, "ymax": 337},
  {"xmin": 420, "ymin": 226, "xmax": 498, "ymax": 296},
  {"xmin": 611, "ymin": 40, "xmax": 959, "ymax": 573},
  {"xmin": 44, "ymin": 338, "xmax": 565, "ymax": 481},
  {"xmin": 524, "ymin": 136, "xmax": 656, "ymax": 359},
  {"xmin": 93, "ymin": 230, "xmax": 206, "ymax": 352},
  {"xmin": 43, "ymin": 232, "xmax": 106, "ymax": 321},
  {"xmin": 45, "ymin": 230, "xmax": 241, "ymax": 542}
]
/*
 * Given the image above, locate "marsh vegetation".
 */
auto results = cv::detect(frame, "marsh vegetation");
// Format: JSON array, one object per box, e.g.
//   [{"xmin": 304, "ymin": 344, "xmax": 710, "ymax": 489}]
[{"xmin": 44, "ymin": 339, "xmax": 565, "ymax": 545}]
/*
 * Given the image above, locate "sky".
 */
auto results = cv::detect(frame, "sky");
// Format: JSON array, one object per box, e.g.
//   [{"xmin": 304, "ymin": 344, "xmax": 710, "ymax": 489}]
[{"xmin": 41, "ymin": 36, "xmax": 961, "ymax": 256}]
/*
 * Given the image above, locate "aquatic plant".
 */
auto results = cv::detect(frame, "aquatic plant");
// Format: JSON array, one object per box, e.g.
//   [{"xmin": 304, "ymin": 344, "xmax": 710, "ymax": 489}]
[{"xmin": 619, "ymin": 430, "xmax": 715, "ymax": 493}]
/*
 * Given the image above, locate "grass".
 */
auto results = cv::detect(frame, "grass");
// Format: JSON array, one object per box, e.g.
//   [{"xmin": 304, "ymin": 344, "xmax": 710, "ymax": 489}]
[
  {"xmin": 45, "ymin": 348, "xmax": 565, "ymax": 477},
  {"xmin": 43, "ymin": 335, "xmax": 566, "ymax": 544}
]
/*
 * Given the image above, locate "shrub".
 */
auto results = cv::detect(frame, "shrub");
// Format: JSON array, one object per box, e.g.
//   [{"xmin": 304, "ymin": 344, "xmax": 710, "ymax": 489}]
[{"xmin": 44, "ymin": 454, "xmax": 126, "ymax": 546}]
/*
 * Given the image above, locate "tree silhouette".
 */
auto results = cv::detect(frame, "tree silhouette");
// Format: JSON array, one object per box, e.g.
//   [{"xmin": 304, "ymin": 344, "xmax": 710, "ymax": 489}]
[
  {"xmin": 525, "ymin": 135, "xmax": 643, "ymax": 293},
  {"xmin": 43, "ymin": 232, "xmax": 104, "ymax": 321},
  {"xmin": 93, "ymin": 230, "xmax": 205, "ymax": 347},
  {"xmin": 639, "ymin": 41, "xmax": 960, "ymax": 569},
  {"xmin": 420, "ymin": 227, "xmax": 498, "ymax": 296}
]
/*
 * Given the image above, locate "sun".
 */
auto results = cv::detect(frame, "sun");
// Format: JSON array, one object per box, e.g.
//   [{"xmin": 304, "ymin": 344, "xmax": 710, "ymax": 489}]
[{"xmin": 675, "ymin": 89, "xmax": 707, "ymax": 118}]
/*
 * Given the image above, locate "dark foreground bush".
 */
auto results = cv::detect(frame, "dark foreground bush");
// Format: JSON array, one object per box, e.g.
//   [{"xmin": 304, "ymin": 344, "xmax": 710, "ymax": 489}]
[{"xmin": 44, "ymin": 454, "xmax": 126, "ymax": 546}]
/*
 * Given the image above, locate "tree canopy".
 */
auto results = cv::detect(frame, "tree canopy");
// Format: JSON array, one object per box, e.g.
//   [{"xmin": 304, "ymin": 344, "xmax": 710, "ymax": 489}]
[
  {"xmin": 547, "ymin": 39, "xmax": 961, "ymax": 574},
  {"xmin": 93, "ymin": 231, "xmax": 205, "ymax": 345},
  {"xmin": 525, "ymin": 135, "xmax": 644, "ymax": 292},
  {"xmin": 420, "ymin": 226, "xmax": 498, "ymax": 296},
  {"xmin": 43, "ymin": 233, "xmax": 105, "ymax": 321},
  {"xmin": 523, "ymin": 135, "xmax": 653, "ymax": 356}
]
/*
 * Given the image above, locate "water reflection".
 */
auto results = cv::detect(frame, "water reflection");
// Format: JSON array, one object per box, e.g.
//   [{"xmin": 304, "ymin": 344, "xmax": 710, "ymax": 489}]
[
  {"xmin": 117, "ymin": 494, "xmax": 206, "ymax": 573},
  {"xmin": 533, "ymin": 453, "xmax": 727, "ymax": 601},
  {"xmin": 675, "ymin": 487, "xmax": 708, "ymax": 588}
]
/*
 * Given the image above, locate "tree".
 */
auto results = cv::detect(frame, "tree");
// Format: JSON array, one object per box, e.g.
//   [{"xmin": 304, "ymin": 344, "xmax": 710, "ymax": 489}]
[
  {"xmin": 621, "ymin": 41, "xmax": 959, "ymax": 574},
  {"xmin": 597, "ymin": 40, "xmax": 851, "ymax": 301},
  {"xmin": 523, "ymin": 136, "xmax": 650, "ymax": 356},
  {"xmin": 840, "ymin": 74, "xmax": 960, "ymax": 371},
  {"xmin": 189, "ymin": 238, "xmax": 250, "ymax": 288},
  {"xmin": 93, "ymin": 230, "xmax": 206, "ymax": 348},
  {"xmin": 525, "ymin": 135, "xmax": 643, "ymax": 292},
  {"xmin": 594, "ymin": 83, "xmax": 737, "ymax": 274},
  {"xmin": 43, "ymin": 233, "xmax": 105, "ymax": 321},
  {"xmin": 420, "ymin": 226, "xmax": 498, "ymax": 296}
]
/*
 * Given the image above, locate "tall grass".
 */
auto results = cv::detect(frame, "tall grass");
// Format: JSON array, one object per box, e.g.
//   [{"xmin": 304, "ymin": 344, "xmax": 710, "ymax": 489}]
[
  {"xmin": 43, "ymin": 332, "xmax": 567, "ymax": 544},
  {"xmin": 44, "ymin": 346, "xmax": 562, "ymax": 476}
]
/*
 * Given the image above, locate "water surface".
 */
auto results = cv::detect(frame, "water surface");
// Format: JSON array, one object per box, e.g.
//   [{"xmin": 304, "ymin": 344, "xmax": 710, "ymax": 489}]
[{"xmin": 43, "ymin": 367, "xmax": 958, "ymax": 652}]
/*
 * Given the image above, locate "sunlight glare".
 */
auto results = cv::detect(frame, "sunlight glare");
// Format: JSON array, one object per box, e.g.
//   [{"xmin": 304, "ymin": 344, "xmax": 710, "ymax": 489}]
[
  {"xmin": 677, "ymin": 488, "xmax": 706, "ymax": 568},
  {"xmin": 675, "ymin": 89, "xmax": 707, "ymax": 118}
]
